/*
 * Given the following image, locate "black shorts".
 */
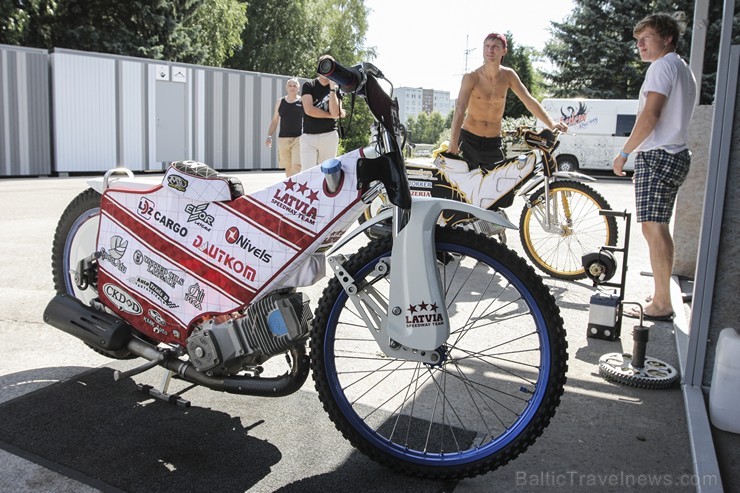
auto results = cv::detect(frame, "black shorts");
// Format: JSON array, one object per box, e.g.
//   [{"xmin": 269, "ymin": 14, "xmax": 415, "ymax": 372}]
[
  {"xmin": 459, "ymin": 129, "xmax": 505, "ymax": 170},
  {"xmin": 634, "ymin": 149, "xmax": 691, "ymax": 223}
]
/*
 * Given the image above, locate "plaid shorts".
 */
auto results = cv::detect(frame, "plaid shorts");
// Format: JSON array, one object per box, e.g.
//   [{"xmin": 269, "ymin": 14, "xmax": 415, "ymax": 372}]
[{"xmin": 634, "ymin": 148, "xmax": 691, "ymax": 223}]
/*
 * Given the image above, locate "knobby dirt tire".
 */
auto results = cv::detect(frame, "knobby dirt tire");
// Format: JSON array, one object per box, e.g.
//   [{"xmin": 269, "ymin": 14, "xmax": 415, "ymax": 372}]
[
  {"xmin": 519, "ymin": 180, "xmax": 618, "ymax": 280},
  {"xmin": 310, "ymin": 227, "xmax": 568, "ymax": 479}
]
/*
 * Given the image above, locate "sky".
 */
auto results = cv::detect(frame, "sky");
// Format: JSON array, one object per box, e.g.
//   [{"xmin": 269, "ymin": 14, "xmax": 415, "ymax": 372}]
[{"xmin": 363, "ymin": 0, "xmax": 575, "ymax": 96}]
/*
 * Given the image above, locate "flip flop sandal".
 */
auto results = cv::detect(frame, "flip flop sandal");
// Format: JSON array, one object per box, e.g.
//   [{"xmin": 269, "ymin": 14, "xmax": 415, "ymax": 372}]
[{"xmin": 623, "ymin": 307, "xmax": 674, "ymax": 322}]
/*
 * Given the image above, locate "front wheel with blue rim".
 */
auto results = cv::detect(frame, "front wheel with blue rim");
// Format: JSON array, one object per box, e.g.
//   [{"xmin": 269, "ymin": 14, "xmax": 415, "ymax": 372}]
[{"xmin": 310, "ymin": 227, "xmax": 568, "ymax": 479}]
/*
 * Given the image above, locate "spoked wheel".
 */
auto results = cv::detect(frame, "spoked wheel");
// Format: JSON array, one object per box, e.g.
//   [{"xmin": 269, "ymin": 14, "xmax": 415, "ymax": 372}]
[
  {"xmin": 519, "ymin": 180, "xmax": 617, "ymax": 280},
  {"xmin": 310, "ymin": 227, "xmax": 568, "ymax": 479}
]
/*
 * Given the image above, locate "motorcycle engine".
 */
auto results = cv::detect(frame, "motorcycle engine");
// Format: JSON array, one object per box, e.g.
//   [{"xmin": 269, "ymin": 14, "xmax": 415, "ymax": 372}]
[{"xmin": 186, "ymin": 290, "xmax": 312, "ymax": 375}]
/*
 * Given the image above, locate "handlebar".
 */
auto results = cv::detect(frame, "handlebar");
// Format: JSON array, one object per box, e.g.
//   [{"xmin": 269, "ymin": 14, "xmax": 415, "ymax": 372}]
[
  {"xmin": 317, "ymin": 59, "xmax": 385, "ymax": 95},
  {"xmin": 504, "ymin": 126, "xmax": 560, "ymax": 138},
  {"xmin": 317, "ymin": 58, "xmax": 364, "ymax": 93},
  {"xmin": 503, "ymin": 126, "xmax": 560, "ymax": 154},
  {"xmin": 317, "ymin": 58, "xmax": 411, "ymax": 212}
]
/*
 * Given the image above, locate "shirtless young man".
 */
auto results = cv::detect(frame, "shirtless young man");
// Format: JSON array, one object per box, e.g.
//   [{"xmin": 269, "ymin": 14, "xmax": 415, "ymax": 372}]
[{"xmin": 449, "ymin": 33, "xmax": 567, "ymax": 169}]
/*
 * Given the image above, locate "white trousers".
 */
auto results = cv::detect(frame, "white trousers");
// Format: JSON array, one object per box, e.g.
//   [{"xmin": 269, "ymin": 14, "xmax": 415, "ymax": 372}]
[{"xmin": 300, "ymin": 131, "xmax": 339, "ymax": 170}]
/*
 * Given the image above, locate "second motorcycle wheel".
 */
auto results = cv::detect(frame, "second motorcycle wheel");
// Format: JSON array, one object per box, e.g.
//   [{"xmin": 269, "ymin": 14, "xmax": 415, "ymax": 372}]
[{"xmin": 519, "ymin": 180, "xmax": 618, "ymax": 280}]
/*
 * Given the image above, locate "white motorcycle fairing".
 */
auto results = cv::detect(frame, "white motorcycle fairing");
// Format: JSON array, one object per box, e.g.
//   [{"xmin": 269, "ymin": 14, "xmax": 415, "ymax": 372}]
[
  {"xmin": 385, "ymin": 196, "xmax": 516, "ymax": 351},
  {"xmin": 93, "ymin": 152, "xmax": 366, "ymax": 345}
]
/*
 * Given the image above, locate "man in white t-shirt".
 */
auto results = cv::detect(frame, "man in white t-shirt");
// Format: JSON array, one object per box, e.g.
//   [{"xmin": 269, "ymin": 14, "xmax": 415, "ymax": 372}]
[{"xmin": 614, "ymin": 12, "xmax": 696, "ymax": 322}]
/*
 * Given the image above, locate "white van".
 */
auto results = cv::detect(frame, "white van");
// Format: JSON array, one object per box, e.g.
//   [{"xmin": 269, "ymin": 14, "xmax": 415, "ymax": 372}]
[{"xmin": 538, "ymin": 98, "xmax": 638, "ymax": 172}]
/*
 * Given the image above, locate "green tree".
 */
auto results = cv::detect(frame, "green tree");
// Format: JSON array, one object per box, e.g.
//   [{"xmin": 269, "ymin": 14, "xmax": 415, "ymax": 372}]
[
  {"xmin": 544, "ymin": 0, "xmax": 695, "ymax": 99},
  {"xmin": 185, "ymin": 0, "xmax": 247, "ymax": 66},
  {"xmin": 226, "ymin": 0, "xmax": 374, "ymax": 150},
  {"xmin": 227, "ymin": 0, "xmax": 373, "ymax": 78},
  {"xmin": 0, "ymin": 0, "xmax": 249, "ymax": 66},
  {"xmin": 407, "ymin": 111, "xmax": 446, "ymax": 144},
  {"xmin": 226, "ymin": 0, "xmax": 320, "ymax": 76},
  {"xmin": 1, "ymin": 0, "xmax": 57, "ymax": 48},
  {"xmin": 503, "ymin": 32, "xmax": 542, "ymax": 118},
  {"xmin": 444, "ymin": 109, "xmax": 454, "ymax": 128},
  {"xmin": 338, "ymin": 94, "xmax": 376, "ymax": 152},
  {"xmin": 51, "ymin": 0, "xmax": 207, "ymax": 62}
]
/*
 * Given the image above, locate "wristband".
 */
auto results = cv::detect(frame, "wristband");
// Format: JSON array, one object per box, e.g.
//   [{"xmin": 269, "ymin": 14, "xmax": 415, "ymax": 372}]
[{"xmin": 619, "ymin": 150, "xmax": 629, "ymax": 158}]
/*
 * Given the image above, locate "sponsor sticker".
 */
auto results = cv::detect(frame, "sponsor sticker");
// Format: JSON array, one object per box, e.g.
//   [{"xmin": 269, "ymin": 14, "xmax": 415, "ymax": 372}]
[
  {"xmin": 224, "ymin": 226, "xmax": 272, "ymax": 263},
  {"xmin": 153, "ymin": 211, "xmax": 188, "ymax": 238},
  {"xmin": 132, "ymin": 250, "xmax": 185, "ymax": 288},
  {"xmin": 405, "ymin": 300, "xmax": 445, "ymax": 329},
  {"xmin": 99, "ymin": 235, "xmax": 128, "ymax": 274},
  {"xmin": 102, "ymin": 283, "xmax": 142, "ymax": 315},
  {"xmin": 271, "ymin": 178, "xmax": 319, "ymax": 225},
  {"xmin": 192, "ymin": 235, "xmax": 256, "ymax": 282},
  {"xmin": 185, "ymin": 283, "xmax": 205, "ymax": 310},
  {"xmin": 167, "ymin": 174, "xmax": 188, "ymax": 192},
  {"xmin": 408, "ymin": 180, "xmax": 432, "ymax": 189},
  {"xmin": 131, "ymin": 277, "xmax": 179, "ymax": 309},
  {"xmin": 185, "ymin": 203, "xmax": 215, "ymax": 231},
  {"xmin": 137, "ymin": 197, "xmax": 154, "ymax": 219}
]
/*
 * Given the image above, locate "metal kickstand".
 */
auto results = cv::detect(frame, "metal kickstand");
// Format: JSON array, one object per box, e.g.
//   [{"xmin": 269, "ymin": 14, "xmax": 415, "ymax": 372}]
[
  {"xmin": 137, "ymin": 368, "xmax": 192, "ymax": 408},
  {"xmin": 114, "ymin": 359, "xmax": 192, "ymax": 408}
]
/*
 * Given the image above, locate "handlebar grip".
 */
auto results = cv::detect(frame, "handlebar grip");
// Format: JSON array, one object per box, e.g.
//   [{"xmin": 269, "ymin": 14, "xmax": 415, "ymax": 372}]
[{"xmin": 317, "ymin": 58, "xmax": 363, "ymax": 93}]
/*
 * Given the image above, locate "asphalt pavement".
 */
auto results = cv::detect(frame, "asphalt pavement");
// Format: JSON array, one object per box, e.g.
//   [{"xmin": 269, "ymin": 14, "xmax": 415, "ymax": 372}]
[{"xmin": 0, "ymin": 170, "xmax": 707, "ymax": 492}]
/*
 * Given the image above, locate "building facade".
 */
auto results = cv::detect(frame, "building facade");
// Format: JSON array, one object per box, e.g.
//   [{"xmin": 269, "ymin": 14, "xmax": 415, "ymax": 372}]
[{"xmin": 394, "ymin": 87, "xmax": 451, "ymax": 125}]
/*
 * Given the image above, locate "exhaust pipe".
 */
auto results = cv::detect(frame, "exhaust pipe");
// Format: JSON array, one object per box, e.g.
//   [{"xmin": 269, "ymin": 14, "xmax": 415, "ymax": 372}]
[
  {"xmin": 125, "ymin": 337, "xmax": 310, "ymax": 397},
  {"xmin": 43, "ymin": 294, "xmax": 131, "ymax": 351},
  {"xmin": 43, "ymin": 294, "xmax": 310, "ymax": 397}
]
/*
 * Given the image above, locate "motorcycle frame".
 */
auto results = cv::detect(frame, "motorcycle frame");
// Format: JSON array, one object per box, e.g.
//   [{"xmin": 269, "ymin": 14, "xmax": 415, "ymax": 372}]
[{"xmin": 86, "ymin": 63, "xmax": 517, "ymax": 362}]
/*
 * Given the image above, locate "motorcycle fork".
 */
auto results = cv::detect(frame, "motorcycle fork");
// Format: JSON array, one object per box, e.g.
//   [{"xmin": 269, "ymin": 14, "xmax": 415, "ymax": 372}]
[
  {"xmin": 529, "ymin": 178, "xmax": 565, "ymax": 235},
  {"xmin": 543, "ymin": 179, "xmax": 553, "ymax": 230},
  {"xmin": 327, "ymin": 254, "xmax": 440, "ymax": 365}
]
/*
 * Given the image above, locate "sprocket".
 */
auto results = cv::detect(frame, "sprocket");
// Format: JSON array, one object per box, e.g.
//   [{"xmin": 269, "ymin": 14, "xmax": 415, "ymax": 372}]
[{"xmin": 599, "ymin": 352, "xmax": 679, "ymax": 390}]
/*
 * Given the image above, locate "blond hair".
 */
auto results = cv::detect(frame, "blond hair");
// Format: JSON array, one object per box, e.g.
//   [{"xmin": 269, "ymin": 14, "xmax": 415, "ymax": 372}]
[{"xmin": 634, "ymin": 12, "xmax": 688, "ymax": 49}]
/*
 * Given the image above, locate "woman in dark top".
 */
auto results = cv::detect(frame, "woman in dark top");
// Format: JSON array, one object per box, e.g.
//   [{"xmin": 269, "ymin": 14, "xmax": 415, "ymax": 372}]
[
  {"xmin": 300, "ymin": 55, "xmax": 344, "ymax": 170},
  {"xmin": 266, "ymin": 78, "xmax": 303, "ymax": 177}
]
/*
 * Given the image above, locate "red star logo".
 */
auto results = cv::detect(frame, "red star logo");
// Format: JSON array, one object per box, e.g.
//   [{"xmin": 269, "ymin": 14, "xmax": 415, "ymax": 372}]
[
  {"xmin": 430, "ymin": 303, "xmax": 438, "ymax": 312},
  {"xmin": 298, "ymin": 182, "xmax": 310, "ymax": 195},
  {"xmin": 408, "ymin": 304, "xmax": 417, "ymax": 313},
  {"xmin": 307, "ymin": 189, "xmax": 319, "ymax": 203},
  {"xmin": 418, "ymin": 301, "xmax": 429, "ymax": 311},
  {"xmin": 284, "ymin": 178, "xmax": 296, "ymax": 191}
]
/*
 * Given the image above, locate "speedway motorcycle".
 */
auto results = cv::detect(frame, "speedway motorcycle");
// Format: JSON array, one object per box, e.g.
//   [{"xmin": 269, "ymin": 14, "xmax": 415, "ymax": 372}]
[
  {"xmin": 44, "ymin": 59, "xmax": 568, "ymax": 479},
  {"xmin": 362, "ymin": 126, "xmax": 618, "ymax": 280}
]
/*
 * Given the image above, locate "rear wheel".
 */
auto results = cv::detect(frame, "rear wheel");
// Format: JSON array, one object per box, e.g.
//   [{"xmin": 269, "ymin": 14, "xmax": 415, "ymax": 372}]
[
  {"xmin": 52, "ymin": 188, "xmax": 102, "ymax": 303},
  {"xmin": 519, "ymin": 180, "xmax": 617, "ymax": 280},
  {"xmin": 311, "ymin": 228, "xmax": 568, "ymax": 479},
  {"xmin": 51, "ymin": 188, "xmax": 135, "ymax": 359}
]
